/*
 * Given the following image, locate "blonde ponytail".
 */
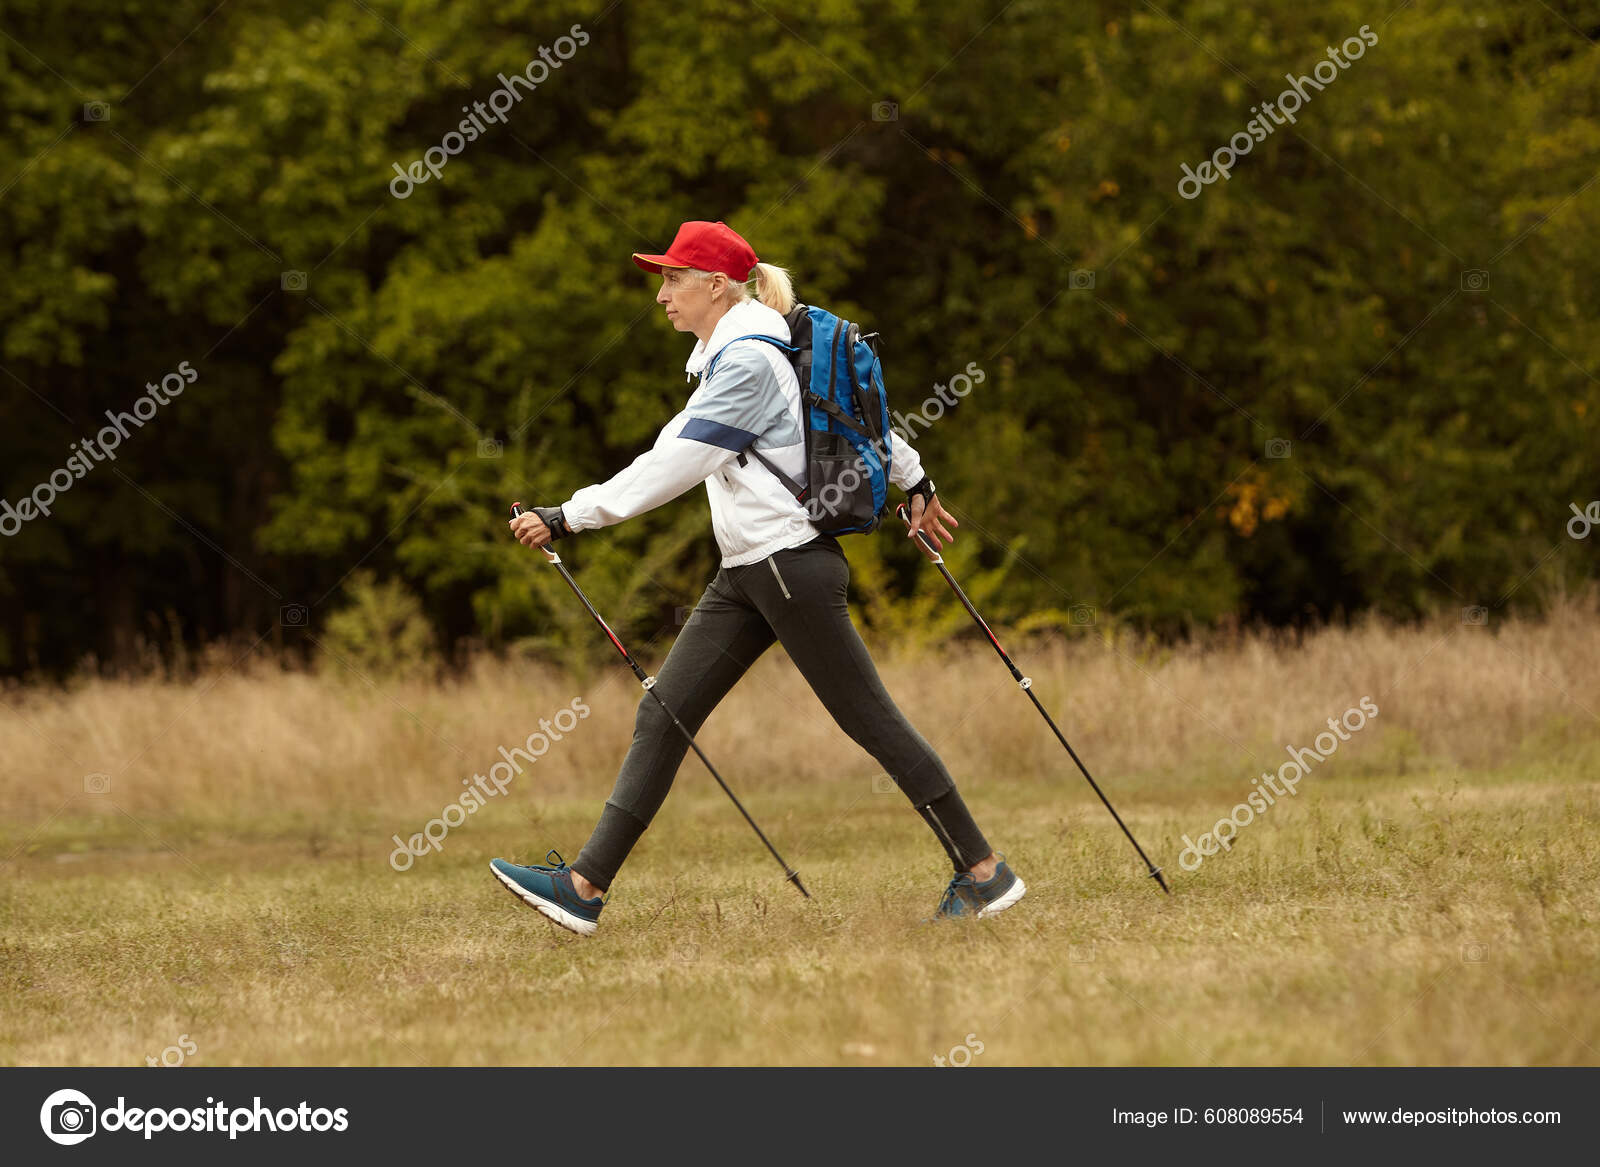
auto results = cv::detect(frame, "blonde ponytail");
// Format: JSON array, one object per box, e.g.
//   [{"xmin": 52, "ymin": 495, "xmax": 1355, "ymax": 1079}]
[
  {"xmin": 751, "ymin": 262, "xmax": 795, "ymax": 315},
  {"xmin": 689, "ymin": 261, "xmax": 797, "ymax": 315}
]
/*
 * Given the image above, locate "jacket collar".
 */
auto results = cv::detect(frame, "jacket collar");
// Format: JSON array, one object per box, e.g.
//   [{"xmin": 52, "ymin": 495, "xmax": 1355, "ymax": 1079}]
[{"xmin": 684, "ymin": 299, "xmax": 791, "ymax": 379}]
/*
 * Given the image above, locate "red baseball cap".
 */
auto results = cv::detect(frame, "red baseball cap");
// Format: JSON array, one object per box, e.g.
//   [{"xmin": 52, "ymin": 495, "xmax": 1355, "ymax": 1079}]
[{"xmin": 632, "ymin": 220, "xmax": 759, "ymax": 280}]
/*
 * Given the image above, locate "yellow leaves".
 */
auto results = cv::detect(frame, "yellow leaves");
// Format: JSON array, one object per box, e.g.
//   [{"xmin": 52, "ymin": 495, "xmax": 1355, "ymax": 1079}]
[
  {"xmin": 1223, "ymin": 473, "xmax": 1292, "ymax": 537},
  {"xmin": 1226, "ymin": 490, "xmax": 1259, "ymax": 537},
  {"xmin": 1096, "ymin": 179, "xmax": 1120, "ymax": 199}
]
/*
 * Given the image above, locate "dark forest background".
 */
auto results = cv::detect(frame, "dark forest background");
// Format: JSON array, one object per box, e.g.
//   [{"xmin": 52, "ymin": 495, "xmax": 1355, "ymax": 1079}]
[{"xmin": 1, "ymin": 0, "xmax": 1595, "ymax": 677}]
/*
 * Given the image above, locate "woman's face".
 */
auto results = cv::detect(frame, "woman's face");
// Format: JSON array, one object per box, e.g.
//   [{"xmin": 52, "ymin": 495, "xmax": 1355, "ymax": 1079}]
[{"xmin": 656, "ymin": 269, "xmax": 726, "ymax": 338}]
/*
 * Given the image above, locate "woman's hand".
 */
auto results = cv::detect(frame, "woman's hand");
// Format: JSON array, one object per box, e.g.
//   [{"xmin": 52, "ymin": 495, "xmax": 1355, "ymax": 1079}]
[
  {"xmin": 907, "ymin": 493, "xmax": 959, "ymax": 549},
  {"xmin": 509, "ymin": 511, "xmax": 554, "ymax": 549}
]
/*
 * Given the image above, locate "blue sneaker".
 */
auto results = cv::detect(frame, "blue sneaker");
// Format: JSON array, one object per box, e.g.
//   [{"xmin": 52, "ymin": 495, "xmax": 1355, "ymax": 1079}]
[
  {"xmin": 932, "ymin": 858, "xmax": 1026, "ymax": 920},
  {"xmin": 489, "ymin": 850, "xmax": 604, "ymax": 937}
]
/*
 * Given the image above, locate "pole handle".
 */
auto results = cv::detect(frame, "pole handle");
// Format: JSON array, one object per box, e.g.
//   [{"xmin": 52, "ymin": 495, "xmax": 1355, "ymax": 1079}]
[
  {"xmin": 895, "ymin": 502, "xmax": 944, "ymax": 563},
  {"xmin": 509, "ymin": 502, "xmax": 559, "ymax": 562}
]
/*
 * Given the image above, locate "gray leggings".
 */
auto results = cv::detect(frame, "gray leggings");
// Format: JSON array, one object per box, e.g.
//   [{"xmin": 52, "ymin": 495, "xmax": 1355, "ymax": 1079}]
[{"xmin": 573, "ymin": 535, "xmax": 991, "ymax": 889}]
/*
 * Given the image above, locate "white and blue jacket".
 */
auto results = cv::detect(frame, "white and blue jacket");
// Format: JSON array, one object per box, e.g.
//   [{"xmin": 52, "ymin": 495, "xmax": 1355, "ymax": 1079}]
[{"xmin": 559, "ymin": 299, "xmax": 927, "ymax": 567}]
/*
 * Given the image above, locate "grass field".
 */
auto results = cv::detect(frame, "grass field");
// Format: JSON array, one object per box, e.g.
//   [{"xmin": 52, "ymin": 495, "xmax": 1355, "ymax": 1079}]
[{"xmin": 4, "ymin": 596, "xmax": 1599, "ymax": 1066}]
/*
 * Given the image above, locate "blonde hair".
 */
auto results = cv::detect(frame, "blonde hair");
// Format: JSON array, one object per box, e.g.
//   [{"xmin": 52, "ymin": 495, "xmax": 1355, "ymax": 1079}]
[{"xmin": 683, "ymin": 261, "xmax": 796, "ymax": 316}]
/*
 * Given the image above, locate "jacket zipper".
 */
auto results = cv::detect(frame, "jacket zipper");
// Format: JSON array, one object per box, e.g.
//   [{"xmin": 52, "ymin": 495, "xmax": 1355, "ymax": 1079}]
[{"xmin": 767, "ymin": 557, "xmax": 792, "ymax": 599}]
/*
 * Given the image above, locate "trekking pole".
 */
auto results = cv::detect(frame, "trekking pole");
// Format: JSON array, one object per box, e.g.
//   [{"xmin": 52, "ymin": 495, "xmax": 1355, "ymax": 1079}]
[
  {"xmin": 896, "ymin": 504, "xmax": 1170, "ymax": 896},
  {"xmin": 510, "ymin": 504, "xmax": 809, "ymax": 899}
]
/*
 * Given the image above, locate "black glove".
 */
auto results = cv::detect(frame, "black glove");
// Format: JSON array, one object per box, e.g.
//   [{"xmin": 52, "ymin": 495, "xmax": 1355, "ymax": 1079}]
[
  {"xmin": 532, "ymin": 505, "xmax": 570, "ymax": 541},
  {"xmin": 906, "ymin": 475, "xmax": 936, "ymax": 510}
]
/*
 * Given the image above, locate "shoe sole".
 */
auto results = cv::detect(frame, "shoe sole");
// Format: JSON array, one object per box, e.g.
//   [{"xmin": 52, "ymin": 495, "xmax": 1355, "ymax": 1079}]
[
  {"xmin": 976, "ymin": 876, "xmax": 1027, "ymax": 918},
  {"xmin": 490, "ymin": 862, "xmax": 598, "ymax": 937}
]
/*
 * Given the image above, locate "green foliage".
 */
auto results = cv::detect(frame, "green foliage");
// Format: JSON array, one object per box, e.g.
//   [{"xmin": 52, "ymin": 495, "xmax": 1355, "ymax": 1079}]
[
  {"xmin": 1, "ymin": 0, "xmax": 1597, "ymax": 674},
  {"xmin": 319, "ymin": 569, "xmax": 437, "ymax": 680}
]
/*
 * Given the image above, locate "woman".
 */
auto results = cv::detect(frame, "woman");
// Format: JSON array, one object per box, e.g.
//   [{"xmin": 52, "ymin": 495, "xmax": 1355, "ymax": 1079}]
[{"xmin": 491, "ymin": 220, "xmax": 1024, "ymax": 936}]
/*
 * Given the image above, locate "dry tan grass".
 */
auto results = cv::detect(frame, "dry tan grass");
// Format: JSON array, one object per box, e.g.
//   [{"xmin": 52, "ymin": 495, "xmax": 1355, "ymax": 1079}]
[
  {"xmin": 3, "ymin": 588, "xmax": 1596, "ymax": 827},
  {"xmin": 2, "ymin": 593, "xmax": 1598, "ymax": 1066}
]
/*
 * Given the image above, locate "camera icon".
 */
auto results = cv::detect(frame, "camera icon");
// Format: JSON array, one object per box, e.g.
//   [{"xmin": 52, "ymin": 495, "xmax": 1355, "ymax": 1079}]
[
  {"xmin": 871, "ymin": 774, "xmax": 897, "ymax": 795},
  {"xmin": 1070, "ymin": 604, "xmax": 1097, "ymax": 626},
  {"xmin": 1460, "ymin": 269, "xmax": 1490, "ymax": 292},
  {"xmin": 674, "ymin": 943, "xmax": 700, "ymax": 965},
  {"xmin": 871, "ymin": 101, "xmax": 898, "ymax": 122},
  {"xmin": 477, "ymin": 437, "xmax": 503, "ymax": 459},
  {"xmin": 82, "ymin": 101, "xmax": 110, "ymax": 123},
  {"xmin": 1069, "ymin": 269, "xmax": 1095, "ymax": 290},
  {"xmin": 1069, "ymin": 943, "xmax": 1096, "ymax": 963},
  {"xmin": 280, "ymin": 603, "xmax": 309, "ymax": 627},
  {"xmin": 1265, "ymin": 438, "xmax": 1292, "ymax": 459},
  {"xmin": 83, "ymin": 772, "xmax": 111, "ymax": 795},
  {"xmin": 40, "ymin": 1089, "xmax": 97, "ymax": 1145},
  {"xmin": 52, "ymin": 1100, "xmax": 95, "ymax": 1135},
  {"xmin": 280, "ymin": 270, "xmax": 308, "ymax": 292},
  {"xmin": 1462, "ymin": 605, "xmax": 1488, "ymax": 627},
  {"xmin": 1461, "ymin": 942, "xmax": 1488, "ymax": 963},
  {"xmin": 673, "ymin": 605, "xmax": 695, "ymax": 626}
]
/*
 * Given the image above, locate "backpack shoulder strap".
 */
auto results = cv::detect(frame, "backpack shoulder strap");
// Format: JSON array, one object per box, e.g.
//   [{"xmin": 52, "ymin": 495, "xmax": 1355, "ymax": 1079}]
[
  {"xmin": 702, "ymin": 334, "xmax": 797, "ymax": 381},
  {"xmin": 701, "ymin": 333, "xmax": 809, "ymax": 502},
  {"xmin": 745, "ymin": 446, "xmax": 807, "ymax": 501}
]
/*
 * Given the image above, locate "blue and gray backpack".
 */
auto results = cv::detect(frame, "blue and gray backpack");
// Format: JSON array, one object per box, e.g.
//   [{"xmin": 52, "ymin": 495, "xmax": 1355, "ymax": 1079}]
[{"xmin": 702, "ymin": 304, "xmax": 892, "ymax": 535}]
